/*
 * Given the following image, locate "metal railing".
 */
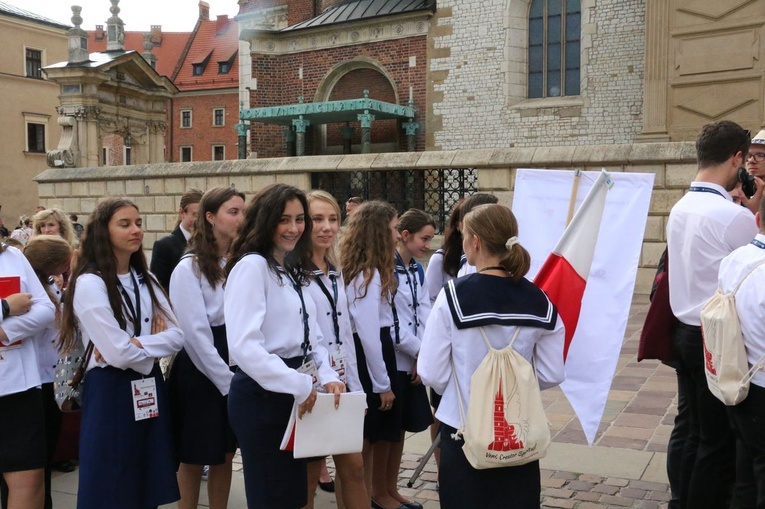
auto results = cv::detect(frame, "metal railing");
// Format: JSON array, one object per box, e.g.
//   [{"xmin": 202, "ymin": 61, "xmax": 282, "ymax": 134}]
[{"xmin": 311, "ymin": 168, "xmax": 477, "ymax": 231}]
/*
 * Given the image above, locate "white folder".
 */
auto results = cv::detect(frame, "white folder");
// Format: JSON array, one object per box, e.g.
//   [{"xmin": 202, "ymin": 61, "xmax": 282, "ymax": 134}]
[{"xmin": 280, "ymin": 391, "xmax": 367, "ymax": 458}]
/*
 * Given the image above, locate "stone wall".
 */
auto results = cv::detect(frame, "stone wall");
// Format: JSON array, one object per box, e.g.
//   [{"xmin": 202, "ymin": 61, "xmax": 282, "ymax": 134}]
[
  {"xmin": 35, "ymin": 141, "xmax": 697, "ymax": 294},
  {"xmin": 429, "ymin": 0, "xmax": 646, "ymax": 149}
]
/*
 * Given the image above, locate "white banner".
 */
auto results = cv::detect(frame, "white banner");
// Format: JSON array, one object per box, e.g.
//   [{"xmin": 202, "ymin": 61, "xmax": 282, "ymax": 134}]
[{"xmin": 512, "ymin": 169, "xmax": 654, "ymax": 444}]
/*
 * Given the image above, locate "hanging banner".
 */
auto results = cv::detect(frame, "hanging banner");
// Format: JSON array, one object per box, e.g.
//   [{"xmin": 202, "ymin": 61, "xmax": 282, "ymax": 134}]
[{"xmin": 512, "ymin": 169, "xmax": 654, "ymax": 444}]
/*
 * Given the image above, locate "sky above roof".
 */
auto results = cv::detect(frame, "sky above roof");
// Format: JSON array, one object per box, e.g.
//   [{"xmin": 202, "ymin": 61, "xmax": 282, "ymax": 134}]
[{"xmin": 22, "ymin": 0, "xmax": 237, "ymax": 32}]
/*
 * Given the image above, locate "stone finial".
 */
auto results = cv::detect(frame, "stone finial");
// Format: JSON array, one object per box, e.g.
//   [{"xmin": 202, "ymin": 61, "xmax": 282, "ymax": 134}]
[
  {"xmin": 363, "ymin": 89, "xmax": 370, "ymax": 98},
  {"xmin": 67, "ymin": 5, "xmax": 90, "ymax": 64},
  {"xmin": 106, "ymin": 0, "xmax": 125, "ymax": 52},
  {"xmin": 142, "ymin": 33, "xmax": 157, "ymax": 68}
]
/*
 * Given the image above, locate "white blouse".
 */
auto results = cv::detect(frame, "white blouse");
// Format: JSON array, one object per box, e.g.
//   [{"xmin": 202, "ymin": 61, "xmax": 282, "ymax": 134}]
[
  {"xmin": 34, "ymin": 280, "xmax": 62, "ymax": 384},
  {"xmin": 424, "ymin": 250, "xmax": 451, "ymax": 305},
  {"xmin": 346, "ymin": 269, "xmax": 395, "ymax": 394},
  {"xmin": 0, "ymin": 246, "xmax": 56, "ymax": 396},
  {"xmin": 419, "ymin": 290, "xmax": 565, "ymax": 430},
  {"xmin": 170, "ymin": 255, "xmax": 233, "ymax": 396},
  {"xmin": 306, "ymin": 267, "xmax": 362, "ymax": 392},
  {"xmin": 73, "ymin": 270, "xmax": 184, "ymax": 374},
  {"xmin": 224, "ymin": 254, "xmax": 338, "ymax": 404},
  {"xmin": 392, "ymin": 256, "xmax": 431, "ymax": 373}
]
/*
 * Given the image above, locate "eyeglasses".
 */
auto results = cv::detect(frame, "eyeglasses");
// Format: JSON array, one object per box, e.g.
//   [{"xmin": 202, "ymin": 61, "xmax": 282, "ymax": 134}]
[{"xmin": 746, "ymin": 153, "xmax": 765, "ymax": 162}]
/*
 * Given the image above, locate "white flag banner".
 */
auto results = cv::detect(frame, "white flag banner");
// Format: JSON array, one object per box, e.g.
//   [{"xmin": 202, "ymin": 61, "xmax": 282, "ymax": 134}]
[{"xmin": 512, "ymin": 169, "xmax": 654, "ymax": 444}]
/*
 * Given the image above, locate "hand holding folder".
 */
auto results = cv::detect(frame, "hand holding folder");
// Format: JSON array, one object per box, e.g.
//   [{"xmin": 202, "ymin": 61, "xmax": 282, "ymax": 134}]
[{"xmin": 281, "ymin": 391, "xmax": 367, "ymax": 458}]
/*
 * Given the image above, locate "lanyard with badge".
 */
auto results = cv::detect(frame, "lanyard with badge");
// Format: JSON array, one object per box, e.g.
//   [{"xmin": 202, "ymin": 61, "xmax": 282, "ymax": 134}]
[
  {"xmin": 689, "ymin": 186, "xmax": 725, "ymax": 198},
  {"xmin": 289, "ymin": 269, "xmax": 323, "ymax": 391},
  {"xmin": 395, "ymin": 251, "xmax": 420, "ymax": 334},
  {"xmin": 314, "ymin": 269, "xmax": 347, "ymax": 383},
  {"xmin": 119, "ymin": 271, "xmax": 159, "ymax": 421}
]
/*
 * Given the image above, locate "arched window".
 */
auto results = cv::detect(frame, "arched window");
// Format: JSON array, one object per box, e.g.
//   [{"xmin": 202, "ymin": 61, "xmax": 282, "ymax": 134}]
[{"xmin": 528, "ymin": 0, "xmax": 580, "ymax": 98}]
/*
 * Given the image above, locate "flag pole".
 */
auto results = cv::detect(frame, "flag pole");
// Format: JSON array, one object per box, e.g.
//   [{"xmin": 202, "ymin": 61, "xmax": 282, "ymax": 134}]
[{"xmin": 566, "ymin": 169, "xmax": 582, "ymax": 226}]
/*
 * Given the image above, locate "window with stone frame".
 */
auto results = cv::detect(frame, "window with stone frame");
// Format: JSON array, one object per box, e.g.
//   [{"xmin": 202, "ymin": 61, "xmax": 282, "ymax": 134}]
[
  {"xmin": 212, "ymin": 145, "xmax": 225, "ymax": 161},
  {"xmin": 27, "ymin": 123, "xmax": 45, "ymax": 152},
  {"xmin": 213, "ymin": 108, "xmax": 225, "ymax": 127},
  {"xmin": 180, "ymin": 146, "xmax": 192, "ymax": 162},
  {"xmin": 181, "ymin": 110, "xmax": 192, "ymax": 128},
  {"xmin": 528, "ymin": 0, "xmax": 581, "ymax": 98},
  {"xmin": 26, "ymin": 48, "xmax": 42, "ymax": 78}
]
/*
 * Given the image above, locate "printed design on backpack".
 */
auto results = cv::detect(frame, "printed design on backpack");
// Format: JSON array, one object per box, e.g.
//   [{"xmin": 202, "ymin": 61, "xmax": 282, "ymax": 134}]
[
  {"xmin": 489, "ymin": 377, "xmax": 524, "ymax": 452},
  {"xmin": 703, "ymin": 341, "xmax": 717, "ymax": 376}
]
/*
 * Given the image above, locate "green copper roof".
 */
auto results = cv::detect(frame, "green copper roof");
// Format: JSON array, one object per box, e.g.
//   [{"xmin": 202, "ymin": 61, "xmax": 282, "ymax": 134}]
[{"xmin": 240, "ymin": 91, "xmax": 415, "ymax": 126}]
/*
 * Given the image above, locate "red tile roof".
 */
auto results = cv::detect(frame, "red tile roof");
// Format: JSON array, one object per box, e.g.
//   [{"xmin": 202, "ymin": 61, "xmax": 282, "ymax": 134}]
[
  {"xmin": 87, "ymin": 29, "xmax": 192, "ymax": 79},
  {"xmin": 174, "ymin": 15, "xmax": 239, "ymax": 92}
]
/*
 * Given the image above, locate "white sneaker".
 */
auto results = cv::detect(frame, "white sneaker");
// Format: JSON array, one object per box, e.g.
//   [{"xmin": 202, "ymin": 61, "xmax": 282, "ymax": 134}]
[{"xmin": 201, "ymin": 465, "xmax": 209, "ymax": 481}]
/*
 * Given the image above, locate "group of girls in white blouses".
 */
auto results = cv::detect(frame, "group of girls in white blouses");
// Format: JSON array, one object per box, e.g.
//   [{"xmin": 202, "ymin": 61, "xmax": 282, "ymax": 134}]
[{"xmin": 1, "ymin": 184, "xmax": 567, "ymax": 509}]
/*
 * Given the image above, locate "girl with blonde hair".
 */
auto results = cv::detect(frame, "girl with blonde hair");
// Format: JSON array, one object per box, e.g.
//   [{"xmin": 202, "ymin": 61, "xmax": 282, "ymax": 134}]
[
  {"xmin": 339, "ymin": 201, "xmax": 402, "ymax": 509},
  {"xmin": 304, "ymin": 190, "xmax": 368, "ymax": 509}
]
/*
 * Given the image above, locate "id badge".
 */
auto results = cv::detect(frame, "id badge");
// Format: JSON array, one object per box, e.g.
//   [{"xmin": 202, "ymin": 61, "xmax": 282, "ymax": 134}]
[
  {"xmin": 297, "ymin": 359, "xmax": 323, "ymax": 392},
  {"xmin": 330, "ymin": 347, "xmax": 347, "ymax": 384},
  {"xmin": 131, "ymin": 377, "xmax": 159, "ymax": 421}
]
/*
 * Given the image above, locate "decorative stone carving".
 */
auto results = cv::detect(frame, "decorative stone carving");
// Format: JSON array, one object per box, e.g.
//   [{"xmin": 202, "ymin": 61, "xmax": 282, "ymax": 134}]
[{"xmin": 47, "ymin": 116, "xmax": 80, "ymax": 168}]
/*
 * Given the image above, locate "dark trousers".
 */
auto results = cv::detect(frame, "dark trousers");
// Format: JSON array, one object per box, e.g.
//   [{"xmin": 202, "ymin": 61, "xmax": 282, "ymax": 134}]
[
  {"xmin": 666, "ymin": 363, "xmax": 698, "ymax": 509},
  {"xmin": 728, "ymin": 383, "xmax": 765, "ymax": 509},
  {"xmin": 671, "ymin": 323, "xmax": 735, "ymax": 508},
  {"xmin": 438, "ymin": 425, "xmax": 540, "ymax": 509}
]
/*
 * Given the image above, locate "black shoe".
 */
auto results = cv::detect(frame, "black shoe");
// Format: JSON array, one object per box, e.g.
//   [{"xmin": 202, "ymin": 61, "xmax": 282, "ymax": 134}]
[
  {"xmin": 52, "ymin": 460, "xmax": 76, "ymax": 473},
  {"xmin": 318, "ymin": 479, "xmax": 335, "ymax": 493},
  {"xmin": 371, "ymin": 500, "xmax": 406, "ymax": 509},
  {"xmin": 402, "ymin": 502, "xmax": 423, "ymax": 509}
]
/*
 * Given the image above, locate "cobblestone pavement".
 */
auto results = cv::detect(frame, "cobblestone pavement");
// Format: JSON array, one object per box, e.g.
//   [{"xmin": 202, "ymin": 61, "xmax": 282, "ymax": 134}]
[{"xmin": 54, "ymin": 294, "xmax": 675, "ymax": 508}]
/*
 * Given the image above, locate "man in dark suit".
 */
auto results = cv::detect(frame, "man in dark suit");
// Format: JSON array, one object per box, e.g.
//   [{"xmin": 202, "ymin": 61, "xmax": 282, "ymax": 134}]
[{"xmin": 150, "ymin": 189, "xmax": 203, "ymax": 292}]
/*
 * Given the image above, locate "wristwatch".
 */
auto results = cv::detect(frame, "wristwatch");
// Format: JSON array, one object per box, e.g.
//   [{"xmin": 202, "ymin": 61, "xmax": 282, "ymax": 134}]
[{"xmin": 1, "ymin": 299, "xmax": 9, "ymax": 320}]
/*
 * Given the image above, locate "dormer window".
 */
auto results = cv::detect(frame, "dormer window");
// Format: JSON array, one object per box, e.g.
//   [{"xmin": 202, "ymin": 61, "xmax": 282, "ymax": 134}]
[
  {"xmin": 218, "ymin": 51, "xmax": 236, "ymax": 75},
  {"xmin": 192, "ymin": 51, "xmax": 212, "ymax": 77}
]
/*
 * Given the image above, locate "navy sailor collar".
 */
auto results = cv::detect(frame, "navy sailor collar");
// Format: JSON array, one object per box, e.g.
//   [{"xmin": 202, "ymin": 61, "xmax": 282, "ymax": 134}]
[
  {"xmin": 308, "ymin": 262, "xmax": 340, "ymax": 278},
  {"xmin": 444, "ymin": 273, "xmax": 557, "ymax": 330}
]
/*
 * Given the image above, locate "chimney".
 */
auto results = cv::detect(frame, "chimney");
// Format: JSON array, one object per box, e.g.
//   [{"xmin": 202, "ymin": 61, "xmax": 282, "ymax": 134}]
[
  {"xmin": 199, "ymin": 1, "xmax": 210, "ymax": 21},
  {"xmin": 95, "ymin": 24, "xmax": 104, "ymax": 41},
  {"xmin": 216, "ymin": 14, "xmax": 229, "ymax": 34},
  {"xmin": 150, "ymin": 25, "xmax": 162, "ymax": 45},
  {"xmin": 68, "ymin": 6, "xmax": 90, "ymax": 64}
]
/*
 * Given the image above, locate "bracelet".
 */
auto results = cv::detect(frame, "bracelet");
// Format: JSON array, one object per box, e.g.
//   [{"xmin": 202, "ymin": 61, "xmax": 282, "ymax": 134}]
[{"xmin": 1, "ymin": 299, "xmax": 9, "ymax": 320}]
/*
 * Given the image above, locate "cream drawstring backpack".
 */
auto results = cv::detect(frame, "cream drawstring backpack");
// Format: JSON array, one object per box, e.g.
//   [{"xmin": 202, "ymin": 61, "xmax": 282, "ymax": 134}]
[
  {"xmin": 451, "ymin": 327, "xmax": 550, "ymax": 469},
  {"xmin": 700, "ymin": 259, "xmax": 765, "ymax": 406}
]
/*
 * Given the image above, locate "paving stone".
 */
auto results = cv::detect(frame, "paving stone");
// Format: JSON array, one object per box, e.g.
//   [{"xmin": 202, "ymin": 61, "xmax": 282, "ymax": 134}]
[
  {"xmin": 574, "ymin": 491, "xmax": 601, "ymax": 501},
  {"xmin": 541, "ymin": 488, "xmax": 574, "ymax": 498},
  {"xmin": 619, "ymin": 487, "xmax": 647, "ymax": 499},
  {"xmin": 542, "ymin": 477, "xmax": 568, "ymax": 488},
  {"xmin": 646, "ymin": 490, "xmax": 671, "ymax": 502},
  {"xmin": 599, "ymin": 494, "xmax": 635, "ymax": 506},
  {"xmin": 636, "ymin": 501, "xmax": 661, "ymax": 509},
  {"xmin": 541, "ymin": 499, "xmax": 576, "ymax": 508},
  {"xmin": 566, "ymin": 480, "xmax": 596, "ymax": 491},
  {"xmin": 575, "ymin": 503, "xmax": 609, "ymax": 509},
  {"xmin": 580, "ymin": 474, "xmax": 605, "ymax": 483},
  {"xmin": 605, "ymin": 478, "xmax": 630, "ymax": 487},
  {"xmin": 629, "ymin": 480, "xmax": 670, "ymax": 491},
  {"xmin": 592, "ymin": 484, "xmax": 620, "ymax": 495},
  {"xmin": 552, "ymin": 471, "xmax": 578, "ymax": 480}
]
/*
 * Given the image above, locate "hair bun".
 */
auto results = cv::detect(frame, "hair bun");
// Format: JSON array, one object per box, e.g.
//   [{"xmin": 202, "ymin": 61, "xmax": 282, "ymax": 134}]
[{"xmin": 505, "ymin": 236, "xmax": 519, "ymax": 250}]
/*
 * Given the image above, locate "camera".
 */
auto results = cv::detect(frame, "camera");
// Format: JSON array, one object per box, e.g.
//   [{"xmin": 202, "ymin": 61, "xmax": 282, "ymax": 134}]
[{"xmin": 738, "ymin": 167, "xmax": 756, "ymax": 198}]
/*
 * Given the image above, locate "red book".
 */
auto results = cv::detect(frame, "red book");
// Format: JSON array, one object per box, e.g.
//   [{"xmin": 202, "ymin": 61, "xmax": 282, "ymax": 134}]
[{"xmin": 0, "ymin": 276, "xmax": 22, "ymax": 349}]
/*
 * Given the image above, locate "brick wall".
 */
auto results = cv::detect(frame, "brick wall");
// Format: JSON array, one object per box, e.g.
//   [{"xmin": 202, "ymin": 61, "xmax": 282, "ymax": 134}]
[
  {"xmin": 250, "ymin": 36, "xmax": 428, "ymax": 158},
  {"xmin": 170, "ymin": 91, "xmax": 240, "ymax": 162},
  {"xmin": 238, "ymin": 0, "xmax": 316, "ymax": 25}
]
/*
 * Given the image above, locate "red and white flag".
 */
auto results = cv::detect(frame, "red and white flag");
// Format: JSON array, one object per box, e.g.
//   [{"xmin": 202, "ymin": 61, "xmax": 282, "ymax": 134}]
[{"xmin": 533, "ymin": 170, "xmax": 612, "ymax": 361}]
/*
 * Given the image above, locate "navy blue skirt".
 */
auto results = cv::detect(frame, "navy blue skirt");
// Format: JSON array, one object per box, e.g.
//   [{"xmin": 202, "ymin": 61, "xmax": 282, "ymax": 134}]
[
  {"xmin": 167, "ymin": 324, "xmax": 237, "ymax": 465},
  {"xmin": 397, "ymin": 371, "xmax": 434, "ymax": 433},
  {"xmin": 354, "ymin": 328, "xmax": 402, "ymax": 443},
  {"xmin": 77, "ymin": 364, "xmax": 179, "ymax": 509},
  {"xmin": 228, "ymin": 359, "xmax": 307, "ymax": 509}
]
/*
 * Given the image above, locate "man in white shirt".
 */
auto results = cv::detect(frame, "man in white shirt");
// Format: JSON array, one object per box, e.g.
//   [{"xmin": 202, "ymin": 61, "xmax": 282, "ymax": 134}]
[
  {"xmin": 718, "ymin": 197, "xmax": 765, "ymax": 508},
  {"xmin": 745, "ymin": 130, "xmax": 765, "ymax": 178},
  {"xmin": 666, "ymin": 120, "xmax": 762, "ymax": 509}
]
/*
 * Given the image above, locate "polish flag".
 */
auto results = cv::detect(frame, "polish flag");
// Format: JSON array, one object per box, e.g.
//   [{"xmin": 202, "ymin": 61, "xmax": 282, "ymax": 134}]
[{"xmin": 533, "ymin": 170, "xmax": 612, "ymax": 361}]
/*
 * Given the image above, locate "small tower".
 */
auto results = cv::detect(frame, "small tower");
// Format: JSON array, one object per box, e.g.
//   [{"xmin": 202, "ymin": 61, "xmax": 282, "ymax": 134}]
[
  {"xmin": 67, "ymin": 6, "xmax": 89, "ymax": 64},
  {"xmin": 105, "ymin": 0, "xmax": 125, "ymax": 52}
]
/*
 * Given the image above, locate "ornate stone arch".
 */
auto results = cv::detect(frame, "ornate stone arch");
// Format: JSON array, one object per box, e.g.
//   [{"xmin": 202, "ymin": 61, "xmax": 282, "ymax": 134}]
[{"xmin": 315, "ymin": 57, "xmax": 400, "ymax": 154}]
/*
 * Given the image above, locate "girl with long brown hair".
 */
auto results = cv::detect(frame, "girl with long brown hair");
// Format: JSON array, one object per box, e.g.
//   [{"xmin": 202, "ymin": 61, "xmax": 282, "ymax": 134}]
[
  {"xmin": 224, "ymin": 183, "xmax": 344, "ymax": 509},
  {"xmin": 167, "ymin": 186, "xmax": 245, "ymax": 509},
  {"xmin": 339, "ymin": 200, "xmax": 402, "ymax": 509},
  {"xmin": 60, "ymin": 197, "xmax": 184, "ymax": 509}
]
